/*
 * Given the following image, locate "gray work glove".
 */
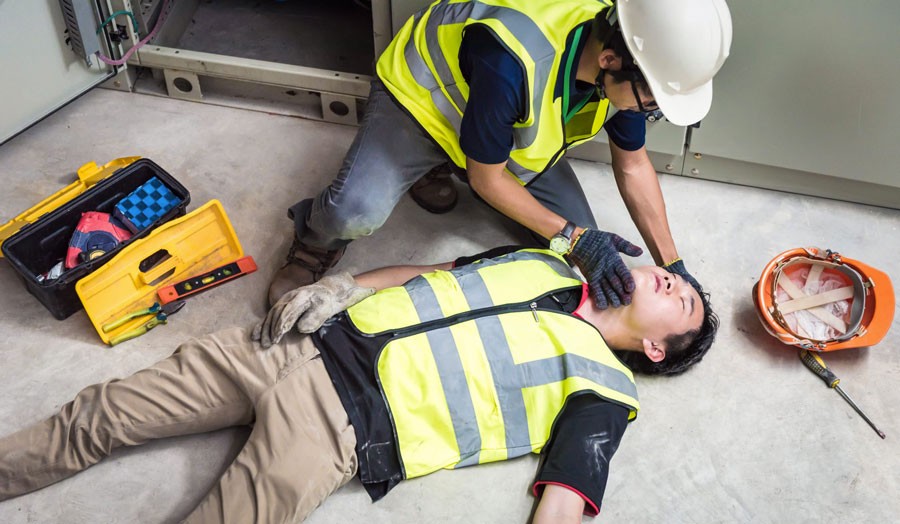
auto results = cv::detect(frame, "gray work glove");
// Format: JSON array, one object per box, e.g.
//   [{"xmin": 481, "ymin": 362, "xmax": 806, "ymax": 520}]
[
  {"xmin": 251, "ymin": 271, "xmax": 374, "ymax": 348},
  {"xmin": 663, "ymin": 259, "xmax": 702, "ymax": 292},
  {"xmin": 568, "ymin": 228, "xmax": 643, "ymax": 309}
]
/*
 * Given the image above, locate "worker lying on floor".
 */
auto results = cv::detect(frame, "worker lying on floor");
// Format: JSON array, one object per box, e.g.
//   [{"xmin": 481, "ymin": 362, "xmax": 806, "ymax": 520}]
[{"xmin": 0, "ymin": 246, "xmax": 718, "ymax": 523}]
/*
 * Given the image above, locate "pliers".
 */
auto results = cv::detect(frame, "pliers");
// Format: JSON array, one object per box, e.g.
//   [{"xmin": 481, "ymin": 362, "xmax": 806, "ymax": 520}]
[{"xmin": 102, "ymin": 300, "xmax": 186, "ymax": 346}]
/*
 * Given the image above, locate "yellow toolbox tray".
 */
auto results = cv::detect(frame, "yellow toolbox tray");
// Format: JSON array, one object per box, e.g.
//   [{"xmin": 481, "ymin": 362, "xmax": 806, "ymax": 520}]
[
  {"xmin": 0, "ymin": 157, "xmax": 141, "ymax": 256},
  {"xmin": 76, "ymin": 199, "xmax": 243, "ymax": 344}
]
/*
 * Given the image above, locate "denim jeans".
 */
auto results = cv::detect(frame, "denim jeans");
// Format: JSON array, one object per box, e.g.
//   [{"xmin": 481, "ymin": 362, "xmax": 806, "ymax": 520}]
[{"xmin": 290, "ymin": 80, "xmax": 598, "ymax": 251}]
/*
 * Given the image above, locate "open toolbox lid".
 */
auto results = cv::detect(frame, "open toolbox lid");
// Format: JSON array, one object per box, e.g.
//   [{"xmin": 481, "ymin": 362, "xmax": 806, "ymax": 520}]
[
  {"xmin": 76, "ymin": 199, "xmax": 244, "ymax": 344},
  {"xmin": 0, "ymin": 157, "xmax": 141, "ymax": 256}
]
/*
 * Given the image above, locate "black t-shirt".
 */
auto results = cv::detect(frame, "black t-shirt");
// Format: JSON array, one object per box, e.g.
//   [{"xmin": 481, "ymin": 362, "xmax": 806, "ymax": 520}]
[
  {"xmin": 314, "ymin": 247, "xmax": 630, "ymax": 514},
  {"xmin": 533, "ymin": 394, "xmax": 629, "ymax": 516}
]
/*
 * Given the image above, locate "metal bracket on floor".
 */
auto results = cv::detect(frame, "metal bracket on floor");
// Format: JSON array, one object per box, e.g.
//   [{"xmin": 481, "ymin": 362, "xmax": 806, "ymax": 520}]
[
  {"xmin": 320, "ymin": 93, "xmax": 358, "ymax": 125},
  {"xmin": 101, "ymin": 66, "xmax": 138, "ymax": 92},
  {"xmin": 163, "ymin": 69, "xmax": 203, "ymax": 101}
]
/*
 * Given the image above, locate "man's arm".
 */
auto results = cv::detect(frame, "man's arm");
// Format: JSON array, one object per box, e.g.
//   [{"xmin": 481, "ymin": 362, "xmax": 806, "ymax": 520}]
[
  {"xmin": 530, "ymin": 397, "xmax": 630, "ymax": 519},
  {"xmin": 253, "ymin": 262, "xmax": 453, "ymax": 347},
  {"xmin": 609, "ymin": 141, "xmax": 678, "ymax": 266},
  {"xmin": 354, "ymin": 262, "xmax": 453, "ymax": 291},
  {"xmin": 459, "ymin": 30, "xmax": 643, "ymax": 307},
  {"xmin": 533, "ymin": 485, "xmax": 585, "ymax": 524},
  {"xmin": 468, "ymin": 157, "xmax": 645, "ymax": 309},
  {"xmin": 467, "ymin": 158, "xmax": 575, "ymax": 241}
]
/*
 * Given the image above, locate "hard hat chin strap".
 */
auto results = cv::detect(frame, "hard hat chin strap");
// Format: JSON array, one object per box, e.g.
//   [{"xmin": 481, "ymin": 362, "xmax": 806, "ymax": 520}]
[
  {"xmin": 594, "ymin": 70, "xmax": 606, "ymax": 98},
  {"xmin": 595, "ymin": 67, "xmax": 658, "ymax": 113},
  {"xmin": 605, "ymin": 3, "xmax": 618, "ymax": 26},
  {"xmin": 594, "ymin": 6, "xmax": 637, "ymax": 70}
]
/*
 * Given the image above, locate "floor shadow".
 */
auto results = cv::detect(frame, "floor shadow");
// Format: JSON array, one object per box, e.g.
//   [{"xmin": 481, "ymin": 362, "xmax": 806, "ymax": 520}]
[{"xmin": 733, "ymin": 299, "xmax": 877, "ymax": 368}]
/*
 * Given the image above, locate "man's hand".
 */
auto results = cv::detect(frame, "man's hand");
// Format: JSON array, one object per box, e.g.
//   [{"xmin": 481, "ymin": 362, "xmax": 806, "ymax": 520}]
[
  {"xmin": 251, "ymin": 271, "xmax": 374, "ymax": 348},
  {"xmin": 568, "ymin": 229, "xmax": 643, "ymax": 309},
  {"xmin": 663, "ymin": 258, "xmax": 701, "ymax": 291}
]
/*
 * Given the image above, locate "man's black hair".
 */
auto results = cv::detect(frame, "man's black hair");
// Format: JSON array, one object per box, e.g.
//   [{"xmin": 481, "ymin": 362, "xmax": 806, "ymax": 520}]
[
  {"xmin": 591, "ymin": 10, "xmax": 652, "ymax": 97},
  {"xmin": 615, "ymin": 290, "xmax": 719, "ymax": 376}
]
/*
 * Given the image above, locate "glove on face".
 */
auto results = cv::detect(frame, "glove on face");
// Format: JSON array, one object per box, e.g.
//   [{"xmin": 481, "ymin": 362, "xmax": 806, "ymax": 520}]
[
  {"xmin": 663, "ymin": 259, "xmax": 702, "ymax": 292},
  {"xmin": 568, "ymin": 229, "xmax": 643, "ymax": 309},
  {"xmin": 251, "ymin": 271, "xmax": 374, "ymax": 348}
]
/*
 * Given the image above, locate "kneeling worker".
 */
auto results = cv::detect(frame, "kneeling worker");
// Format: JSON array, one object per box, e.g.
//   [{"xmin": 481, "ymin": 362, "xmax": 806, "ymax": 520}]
[{"xmin": 0, "ymin": 246, "xmax": 718, "ymax": 523}]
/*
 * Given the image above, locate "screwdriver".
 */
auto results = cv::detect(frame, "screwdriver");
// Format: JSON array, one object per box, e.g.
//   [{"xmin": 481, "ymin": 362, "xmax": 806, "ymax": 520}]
[{"xmin": 799, "ymin": 350, "xmax": 885, "ymax": 439}]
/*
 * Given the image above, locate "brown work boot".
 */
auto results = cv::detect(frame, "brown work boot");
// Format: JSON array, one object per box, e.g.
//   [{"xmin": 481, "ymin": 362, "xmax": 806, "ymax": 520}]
[
  {"xmin": 267, "ymin": 238, "xmax": 345, "ymax": 307},
  {"xmin": 408, "ymin": 164, "xmax": 458, "ymax": 214}
]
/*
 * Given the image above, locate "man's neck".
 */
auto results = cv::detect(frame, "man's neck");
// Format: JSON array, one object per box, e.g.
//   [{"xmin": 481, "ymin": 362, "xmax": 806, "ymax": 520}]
[
  {"xmin": 576, "ymin": 34, "xmax": 602, "ymax": 84},
  {"xmin": 576, "ymin": 300, "xmax": 641, "ymax": 353}
]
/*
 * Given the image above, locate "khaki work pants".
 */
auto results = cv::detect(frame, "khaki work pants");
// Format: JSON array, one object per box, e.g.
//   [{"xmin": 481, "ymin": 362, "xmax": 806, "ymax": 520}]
[{"xmin": 0, "ymin": 328, "xmax": 358, "ymax": 523}]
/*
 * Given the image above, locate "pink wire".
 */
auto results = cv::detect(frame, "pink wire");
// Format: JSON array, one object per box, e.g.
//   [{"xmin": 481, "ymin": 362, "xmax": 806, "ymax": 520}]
[{"xmin": 96, "ymin": 0, "xmax": 171, "ymax": 66}]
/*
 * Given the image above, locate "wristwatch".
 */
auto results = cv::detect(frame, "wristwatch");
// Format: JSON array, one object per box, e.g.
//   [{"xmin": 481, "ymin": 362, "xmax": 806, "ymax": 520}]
[{"xmin": 549, "ymin": 221, "xmax": 576, "ymax": 255}]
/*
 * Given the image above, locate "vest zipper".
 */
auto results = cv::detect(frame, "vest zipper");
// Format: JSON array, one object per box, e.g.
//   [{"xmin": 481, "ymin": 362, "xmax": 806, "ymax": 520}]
[
  {"xmin": 528, "ymin": 129, "xmax": 577, "ymax": 186},
  {"xmin": 540, "ymin": 146, "xmax": 569, "ymax": 180},
  {"xmin": 523, "ymin": 144, "xmax": 568, "ymax": 187},
  {"xmin": 385, "ymin": 286, "xmax": 582, "ymax": 338},
  {"xmin": 532, "ymin": 83, "xmax": 591, "ymax": 182},
  {"xmin": 530, "ymin": 86, "xmax": 610, "ymax": 185}
]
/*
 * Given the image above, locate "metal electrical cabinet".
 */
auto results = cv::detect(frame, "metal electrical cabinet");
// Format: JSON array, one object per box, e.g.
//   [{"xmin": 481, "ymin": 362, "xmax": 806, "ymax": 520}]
[
  {"xmin": 129, "ymin": 0, "xmax": 388, "ymax": 125},
  {"xmin": 0, "ymin": 0, "xmax": 120, "ymax": 145},
  {"xmin": 0, "ymin": 0, "xmax": 389, "ymax": 143},
  {"xmin": 682, "ymin": 1, "xmax": 900, "ymax": 208}
]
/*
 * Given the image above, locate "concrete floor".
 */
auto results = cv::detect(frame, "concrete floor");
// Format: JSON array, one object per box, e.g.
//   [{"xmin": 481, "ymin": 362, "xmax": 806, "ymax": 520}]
[{"xmin": 0, "ymin": 88, "xmax": 898, "ymax": 524}]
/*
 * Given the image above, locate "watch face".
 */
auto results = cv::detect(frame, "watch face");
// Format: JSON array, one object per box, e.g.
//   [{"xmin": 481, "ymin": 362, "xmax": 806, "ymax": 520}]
[{"xmin": 549, "ymin": 236, "xmax": 568, "ymax": 254}]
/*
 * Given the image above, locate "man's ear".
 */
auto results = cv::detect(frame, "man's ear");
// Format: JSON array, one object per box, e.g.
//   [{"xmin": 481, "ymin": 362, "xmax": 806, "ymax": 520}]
[
  {"xmin": 641, "ymin": 338, "xmax": 666, "ymax": 363},
  {"xmin": 598, "ymin": 48, "xmax": 622, "ymax": 71}
]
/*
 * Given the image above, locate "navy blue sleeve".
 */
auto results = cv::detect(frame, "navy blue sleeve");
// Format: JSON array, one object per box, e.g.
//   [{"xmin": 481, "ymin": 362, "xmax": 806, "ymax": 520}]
[
  {"xmin": 604, "ymin": 110, "xmax": 647, "ymax": 151},
  {"xmin": 452, "ymin": 245, "xmax": 523, "ymax": 268},
  {"xmin": 458, "ymin": 26, "xmax": 525, "ymax": 164},
  {"xmin": 532, "ymin": 394, "xmax": 630, "ymax": 516}
]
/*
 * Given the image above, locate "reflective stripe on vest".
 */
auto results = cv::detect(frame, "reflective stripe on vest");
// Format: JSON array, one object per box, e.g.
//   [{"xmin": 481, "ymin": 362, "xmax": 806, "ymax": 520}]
[
  {"xmin": 403, "ymin": 1, "xmax": 555, "ymax": 147},
  {"xmin": 348, "ymin": 249, "xmax": 639, "ymax": 478},
  {"xmin": 409, "ymin": 283, "xmax": 639, "ymax": 469},
  {"xmin": 348, "ymin": 249, "xmax": 581, "ymax": 334},
  {"xmin": 377, "ymin": 0, "xmax": 613, "ymax": 184}
]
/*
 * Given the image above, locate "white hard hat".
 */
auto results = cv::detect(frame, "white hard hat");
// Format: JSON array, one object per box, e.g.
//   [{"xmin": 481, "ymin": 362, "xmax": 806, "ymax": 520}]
[{"xmin": 616, "ymin": 0, "xmax": 733, "ymax": 126}]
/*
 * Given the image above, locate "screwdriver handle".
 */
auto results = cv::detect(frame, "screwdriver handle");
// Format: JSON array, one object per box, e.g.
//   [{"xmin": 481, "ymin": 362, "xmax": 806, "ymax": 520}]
[{"xmin": 799, "ymin": 350, "xmax": 840, "ymax": 388}]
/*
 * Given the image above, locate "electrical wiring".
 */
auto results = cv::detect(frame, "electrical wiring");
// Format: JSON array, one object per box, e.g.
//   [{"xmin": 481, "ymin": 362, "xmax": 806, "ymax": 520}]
[
  {"xmin": 95, "ymin": 0, "xmax": 172, "ymax": 67},
  {"xmin": 96, "ymin": 10, "xmax": 139, "ymax": 35}
]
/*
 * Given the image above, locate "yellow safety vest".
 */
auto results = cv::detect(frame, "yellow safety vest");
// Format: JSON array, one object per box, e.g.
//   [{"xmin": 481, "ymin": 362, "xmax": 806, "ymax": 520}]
[
  {"xmin": 377, "ymin": 0, "xmax": 614, "ymax": 185},
  {"xmin": 346, "ymin": 249, "xmax": 639, "ymax": 479}
]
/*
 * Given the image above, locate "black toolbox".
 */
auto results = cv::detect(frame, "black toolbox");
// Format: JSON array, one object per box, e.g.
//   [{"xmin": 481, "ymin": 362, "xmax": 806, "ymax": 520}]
[{"xmin": 1, "ymin": 158, "xmax": 190, "ymax": 320}]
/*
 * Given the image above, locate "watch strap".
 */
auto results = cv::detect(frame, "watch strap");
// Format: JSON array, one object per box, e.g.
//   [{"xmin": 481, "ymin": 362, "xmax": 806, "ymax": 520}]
[
  {"xmin": 550, "ymin": 221, "xmax": 578, "ymax": 255},
  {"xmin": 558, "ymin": 221, "xmax": 576, "ymax": 242}
]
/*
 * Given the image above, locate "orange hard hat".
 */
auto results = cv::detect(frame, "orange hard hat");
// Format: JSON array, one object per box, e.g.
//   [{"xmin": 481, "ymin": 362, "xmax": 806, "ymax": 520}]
[{"xmin": 753, "ymin": 247, "xmax": 895, "ymax": 351}]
